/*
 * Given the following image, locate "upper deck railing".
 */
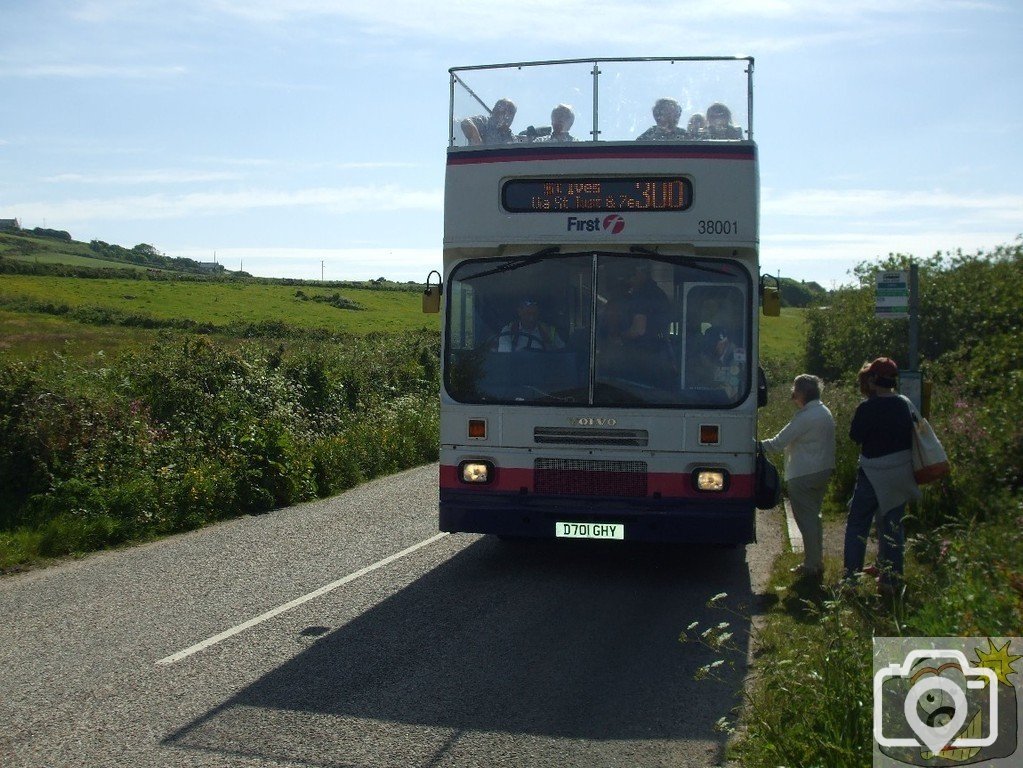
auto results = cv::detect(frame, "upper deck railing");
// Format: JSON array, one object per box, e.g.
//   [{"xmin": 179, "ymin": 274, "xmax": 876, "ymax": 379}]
[{"xmin": 449, "ymin": 57, "xmax": 754, "ymax": 148}]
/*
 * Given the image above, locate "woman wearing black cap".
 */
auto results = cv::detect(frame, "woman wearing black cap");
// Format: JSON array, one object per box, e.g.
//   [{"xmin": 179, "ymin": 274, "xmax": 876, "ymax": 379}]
[{"xmin": 843, "ymin": 357, "xmax": 921, "ymax": 598}]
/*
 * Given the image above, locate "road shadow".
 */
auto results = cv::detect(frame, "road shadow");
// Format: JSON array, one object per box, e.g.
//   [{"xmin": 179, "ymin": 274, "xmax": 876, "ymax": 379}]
[{"xmin": 164, "ymin": 537, "xmax": 754, "ymax": 767}]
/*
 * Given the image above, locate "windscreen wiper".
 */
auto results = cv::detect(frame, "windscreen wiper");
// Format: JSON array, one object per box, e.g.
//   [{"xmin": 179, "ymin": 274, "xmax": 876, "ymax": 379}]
[
  {"xmin": 462, "ymin": 246, "xmax": 561, "ymax": 281},
  {"xmin": 628, "ymin": 246, "xmax": 734, "ymax": 276}
]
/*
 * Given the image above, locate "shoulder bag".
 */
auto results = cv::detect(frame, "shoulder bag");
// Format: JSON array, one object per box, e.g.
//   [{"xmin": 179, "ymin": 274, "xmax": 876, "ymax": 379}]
[{"xmin": 901, "ymin": 396, "xmax": 951, "ymax": 484}]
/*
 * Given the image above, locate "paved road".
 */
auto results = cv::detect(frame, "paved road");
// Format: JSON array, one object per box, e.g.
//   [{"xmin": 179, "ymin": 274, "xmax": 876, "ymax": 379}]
[{"xmin": 0, "ymin": 464, "xmax": 782, "ymax": 767}]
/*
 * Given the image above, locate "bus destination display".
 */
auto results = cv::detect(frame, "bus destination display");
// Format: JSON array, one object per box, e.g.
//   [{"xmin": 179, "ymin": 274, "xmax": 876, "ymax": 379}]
[{"xmin": 502, "ymin": 177, "xmax": 693, "ymax": 213}]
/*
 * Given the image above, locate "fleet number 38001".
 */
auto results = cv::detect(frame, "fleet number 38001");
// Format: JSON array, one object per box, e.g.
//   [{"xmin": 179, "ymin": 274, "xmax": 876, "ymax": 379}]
[{"xmin": 698, "ymin": 219, "xmax": 739, "ymax": 235}]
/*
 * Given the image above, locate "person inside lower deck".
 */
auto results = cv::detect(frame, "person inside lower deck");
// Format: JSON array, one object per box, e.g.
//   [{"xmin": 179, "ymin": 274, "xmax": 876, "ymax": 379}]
[
  {"xmin": 495, "ymin": 297, "xmax": 564, "ymax": 352},
  {"xmin": 684, "ymin": 290, "xmax": 745, "ymax": 399},
  {"xmin": 600, "ymin": 263, "xmax": 673, "ymax": 387}
]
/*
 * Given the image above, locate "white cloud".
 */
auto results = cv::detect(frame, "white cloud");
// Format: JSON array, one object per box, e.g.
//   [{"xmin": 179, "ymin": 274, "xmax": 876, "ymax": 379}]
[
  {"xmin": 9, "ymin": 185, "xmax": 443, "ymax": 224},
  {"xmin": 202, "ymin": 0, "xmax": 993, "ymax": 46},
  {"xmin": 43, "ymin": 170, "xmax": 245, "ymax": 185},
  {"xmin": 761, "ymin": 229, "xmax": 1018, "ymax": 286},
  {"xmin": 0, "ymin": 64, "xmax": 187, "ymax": 79},
  {"xmin": 761, "ymin": 188, "xmax": 1021, "ymax": 285},
  {"xmin": 207, "ymin": 0, "xmax": 959, "ymax": 24},
  {"xmin": 71, "ymin": 0, "xmax": 168, "ymax": 23},
  {"xmin": 331, "ymin": 161, "xmax": 423, "ymax": 170},
  {"xmin": 172, "ymin": 246, "xmax": 442, "ymax": 281},
  {"xmin": 764, "ymin": 188, "xmax": 1023, "ymax": 224}
]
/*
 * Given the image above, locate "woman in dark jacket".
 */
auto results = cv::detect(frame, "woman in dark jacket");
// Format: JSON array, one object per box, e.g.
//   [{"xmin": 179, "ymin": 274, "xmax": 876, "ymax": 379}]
[{"xmin": 844, "ymin": 357, "xmax": 920, "ymax": 597}]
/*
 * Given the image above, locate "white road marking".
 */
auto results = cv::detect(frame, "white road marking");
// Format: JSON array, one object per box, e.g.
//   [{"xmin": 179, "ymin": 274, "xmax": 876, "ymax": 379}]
[
  {"xmin": 783, "ymin": 497, "xmax": 804, "ymax": 553},
  {"xmin": 156, "ymin": 532, "xmax": 450, "ymax": 666}
]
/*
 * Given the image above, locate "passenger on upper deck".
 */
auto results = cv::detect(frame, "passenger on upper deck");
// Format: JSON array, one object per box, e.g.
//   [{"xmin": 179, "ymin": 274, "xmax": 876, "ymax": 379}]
[
  {"xmin": 461, "ymin": 98, "xmax": 518, "ymax": 145},
  {"xmin": 636, "ymin": 98, "xmax": 688, "ymax": 141},
  {"xmin": 517, "ymin": 104, "xmax": 575, "ymax": 143},
  {"xmin": 547, "ymin": 104, "xmax": 576, "ymax": 142},
  {"xmin": 687, "ymin": 113, "xmax": 707, "ymax": 140},
  {"xmin": 705, "ymin": 103, "xmax": 743, "ymax": 140}
]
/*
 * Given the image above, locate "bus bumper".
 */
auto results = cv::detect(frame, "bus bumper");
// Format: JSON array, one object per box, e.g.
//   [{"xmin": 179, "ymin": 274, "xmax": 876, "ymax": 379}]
[{"xmin": 439, "ymin": 490, "xmax": 755, "ymax": 545}]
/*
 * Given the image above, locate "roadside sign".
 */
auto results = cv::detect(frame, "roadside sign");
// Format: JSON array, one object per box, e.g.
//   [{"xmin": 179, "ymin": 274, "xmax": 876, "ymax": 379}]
[
  {"xmin": 875, "ymin": 270, "xmax": 909, "ymax": 318},
  {"xmin": 900, "ymin": 370, "xmax": 922, "ymax": 412}
]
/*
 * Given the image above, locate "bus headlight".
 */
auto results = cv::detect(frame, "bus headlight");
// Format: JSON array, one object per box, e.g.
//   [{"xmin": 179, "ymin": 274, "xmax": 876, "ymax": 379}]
[
  {"xmin": 460, "ymin": 461, "xmax": 493, "ymax": 484},
  {"xmin": 694, "ymin": 469, "xmax": 729, "ymax": 492}
]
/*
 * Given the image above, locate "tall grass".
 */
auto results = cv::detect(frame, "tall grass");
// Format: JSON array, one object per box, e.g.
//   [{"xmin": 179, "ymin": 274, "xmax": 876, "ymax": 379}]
[
  {"xmin": 0, "ymin": 331, "xmax": 440, "ymax": 569},
  {"xmin": 733, "ymin": 241, "xmax": 1023, "ymax": 766}
]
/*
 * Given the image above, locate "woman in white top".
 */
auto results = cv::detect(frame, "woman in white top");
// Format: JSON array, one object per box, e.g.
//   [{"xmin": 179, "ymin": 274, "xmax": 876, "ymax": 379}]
[{"xmin": 760, "ymin": 374, "xmax": 836, "ymax": 579}]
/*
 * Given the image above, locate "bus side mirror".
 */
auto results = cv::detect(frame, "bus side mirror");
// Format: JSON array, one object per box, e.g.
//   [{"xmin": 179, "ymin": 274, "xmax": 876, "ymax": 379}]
[
  {"xmin": 760, "ymin": 275, "xmax": 781, "ymax": 317},
  {"xmin": 423, "ymin": 270, "xmax": 443, "ymax": 314}
]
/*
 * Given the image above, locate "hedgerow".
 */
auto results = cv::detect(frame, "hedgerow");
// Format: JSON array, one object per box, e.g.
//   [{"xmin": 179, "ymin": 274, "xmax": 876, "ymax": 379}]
[
  {"xmin": 0, "ymin": 331, "xmax": 440, "ymax": 567},
  {"xmin": 735, "ymin": 239, "xmax": 1023, "ymax": 767}
]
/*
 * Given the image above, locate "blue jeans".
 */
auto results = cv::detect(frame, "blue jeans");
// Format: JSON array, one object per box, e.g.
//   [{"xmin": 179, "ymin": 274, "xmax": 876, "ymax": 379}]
[{"xmin": 843, "ymin": 468, "xmax": 905, "ymax": 587}]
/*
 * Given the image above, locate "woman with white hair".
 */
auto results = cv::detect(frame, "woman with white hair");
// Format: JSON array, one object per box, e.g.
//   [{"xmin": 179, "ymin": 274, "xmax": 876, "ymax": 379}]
[
  {"xmin": 636, "ymin": 98, "xmax": 688, "ymax": 140},
  {"xmin": 548, "ymin": 104, "xmax": 576, "ymax": 142},
  {"xmin": 760, "ymin": 374, "xmax": 836, "ymax": 580}
]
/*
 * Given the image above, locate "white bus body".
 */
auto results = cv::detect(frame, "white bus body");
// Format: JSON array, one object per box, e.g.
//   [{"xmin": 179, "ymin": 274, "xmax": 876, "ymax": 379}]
[{"xmin": 437, "ymin": 58, "xmax": 770, "ymax": 544}]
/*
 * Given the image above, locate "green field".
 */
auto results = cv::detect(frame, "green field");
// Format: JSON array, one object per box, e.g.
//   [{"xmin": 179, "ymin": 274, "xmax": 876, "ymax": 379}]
[
  {"xmin": 1, "ymin": 250, "xmax": 152, "ymax": 272},
  {"xmin": 759, "ymin": 307, "xmax": 806, "ymax": 361},
  {"xmin": 0, "ymin": 309, "xmax": 160, "ymax": 361},
  {"xmin": 0, "ymin": 272, "xmax": 804, "ymax": 362},
  {"xmin": 0, "ymin": 274, "xmax": 436, "ymax": 339}
]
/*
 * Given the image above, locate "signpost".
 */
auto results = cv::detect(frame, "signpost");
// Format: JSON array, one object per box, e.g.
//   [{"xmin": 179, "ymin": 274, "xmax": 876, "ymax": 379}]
[
  {"xmin": 875, "ymin": 270, "xmax": 909, "ymax": 318},
  {"xmin": 874, "ymin": 266, "xmax": 923, "ymax": 410}
]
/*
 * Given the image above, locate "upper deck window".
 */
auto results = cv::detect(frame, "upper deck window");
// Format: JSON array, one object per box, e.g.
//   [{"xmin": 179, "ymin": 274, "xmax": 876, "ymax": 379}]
[{"xmin": 449, "ymin": 57, "xmax": 752, "ymax": 148}]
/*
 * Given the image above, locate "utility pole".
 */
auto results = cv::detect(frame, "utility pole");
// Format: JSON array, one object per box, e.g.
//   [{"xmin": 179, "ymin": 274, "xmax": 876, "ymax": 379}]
[
  {"xmin": 321, "ymin": 260, "xmax": 325, "ymax": 282},
  {"xmin": 908, "ymin": 261, "xmax": 919, "ymax": 372}
]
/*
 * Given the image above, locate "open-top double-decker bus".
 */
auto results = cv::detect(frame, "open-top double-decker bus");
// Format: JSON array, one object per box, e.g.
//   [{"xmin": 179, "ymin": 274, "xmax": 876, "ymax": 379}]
[{"xmin": 425, "ymin": 57, "xmax": 779, "ymax": 545}]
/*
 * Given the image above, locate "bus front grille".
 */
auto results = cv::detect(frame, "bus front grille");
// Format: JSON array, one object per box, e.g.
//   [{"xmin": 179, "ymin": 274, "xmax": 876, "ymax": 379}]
[
  {"xmin": 534, "ymin": 458, "xmax": 648, "ymax": 497},
  {"xmin": 533, "ymin": 427, "xmax": 649, "ymax": 447}
]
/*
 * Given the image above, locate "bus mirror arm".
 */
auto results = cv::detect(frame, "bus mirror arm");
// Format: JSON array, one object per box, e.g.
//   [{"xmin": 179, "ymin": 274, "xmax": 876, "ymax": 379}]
[
  {"xmin": 760, "ymin": 274, "xmax": 781, "ymax": 317},
  {"xmin": 423, "ymin": 270, "xmax": 443, "ymax": 314}
]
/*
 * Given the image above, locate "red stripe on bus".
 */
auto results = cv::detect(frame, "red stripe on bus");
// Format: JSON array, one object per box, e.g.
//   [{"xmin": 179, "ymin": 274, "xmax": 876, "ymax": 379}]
[{"xmin": 439, "ymin": 464, "xmax": 754, "ymax": 498}]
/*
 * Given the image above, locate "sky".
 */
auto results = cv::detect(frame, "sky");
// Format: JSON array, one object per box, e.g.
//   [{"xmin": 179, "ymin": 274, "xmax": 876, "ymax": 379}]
[{"xmin": 1, "ymin": 0, "xmax": 1020, "ymax": 287}]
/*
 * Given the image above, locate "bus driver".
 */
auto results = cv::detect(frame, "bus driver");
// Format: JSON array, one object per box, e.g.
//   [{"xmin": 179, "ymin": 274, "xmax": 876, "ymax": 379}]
[{"xmin": 496, "ymin": 298, "xmax": 565, "ymax": 352}]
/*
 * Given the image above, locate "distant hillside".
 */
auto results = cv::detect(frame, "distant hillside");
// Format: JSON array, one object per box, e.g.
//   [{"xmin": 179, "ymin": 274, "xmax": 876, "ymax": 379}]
[
  {"xmin": 0, "ymin": 229, "xmax": 425, "ymax": 292},
  {"xmin": 2, "ymin": 226, "xmax": 827, "ymax": 304},
  {"xmin": 0, "ymin": 229, "xmax": 222, "ymax": 276},
  {"xmin": 778, "ymin": 277, "xmax": 827, "ymax": 307}
]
